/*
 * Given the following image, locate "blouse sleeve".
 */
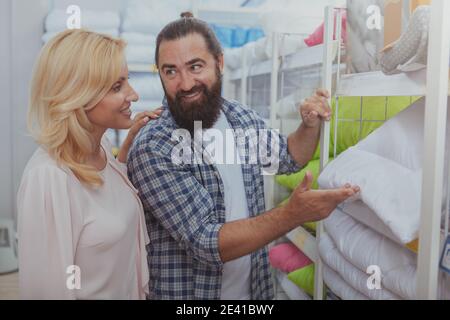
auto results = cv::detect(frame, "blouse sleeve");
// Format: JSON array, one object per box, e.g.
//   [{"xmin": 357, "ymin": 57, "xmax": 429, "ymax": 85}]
[{"xmin": 17, "ymin": 165, "xmax": 82, "ymax": 300}]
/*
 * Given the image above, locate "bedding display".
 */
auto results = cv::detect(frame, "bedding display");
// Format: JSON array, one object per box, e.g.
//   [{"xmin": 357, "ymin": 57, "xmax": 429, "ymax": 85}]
[
  {"xmin": 275, "ymin": 94, "xmax": 449, "ymax": 300},
  {"xmin": 287, "ymin": 265, "xmax": 316, "ymax": 297},
  {"xmin": 275, "ymin": 269, "xmax": 311, "ymax": 300},
  {"xmin": 380, "ymin": 6, "xmax": 430, "ymax": 75},
  {"xmin": 45, "ymin": 9, "xmax": 121, "ymax": 31},
  {"xmin": 122, "ymin": 0, "xmax": 191, "ymax": 35},
  {"xmin": 319, "ymin": 97, "xmax": 450, "ymax": 244},
  {"xmin": 319, "ymin": 232, "xmax": 401, "ymax": 300},
  {"xmin": 322, "ymin": 265, "xmax": 368, "ymax": 300},
  {"xmin": 42, "ymin": 9, "xmax": 121, "ymax": 44},
  {"xmin": 128, "ymin": 74, "xmax": 164, "ymax": 101},
  {"xmin": 121, "ymin": 33, "xmax": 157, "ymax": 46},
  {"xmin": 224, "ymin": 35, "xmax": 307, "ymax": 70},
  {"xmin": 276, "ymin": 96, "xmax": 416, "ymax": 192},
  {"xmin": 125, "ymin": 45, "xmax": 156, "ymax": 65},
  {"xmin": 224, "ymin": 9, "xmax": 347, "ymax": 71},
  {"xmin": 323, "ymin": 209, "xmax": 450, "ymax": 300},
  {"xmin": 269, "ymin": 243, "xmax": 313, "ymax": 274}
]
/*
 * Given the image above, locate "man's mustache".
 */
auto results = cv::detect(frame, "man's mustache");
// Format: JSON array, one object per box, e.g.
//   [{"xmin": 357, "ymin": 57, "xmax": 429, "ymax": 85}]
[{"xmin": 176, "ymin": 85, "xmax": 206, "ymax": 99}]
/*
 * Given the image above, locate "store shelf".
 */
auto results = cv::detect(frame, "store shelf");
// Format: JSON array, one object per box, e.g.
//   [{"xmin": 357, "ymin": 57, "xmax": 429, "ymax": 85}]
[
  {"xmin": 228, "ymin": 42, "xmax": 339, "ymax": 81},
  {"xmin": 286, "ymin": 226, "xmax": 318, "ymax": 263},
  {"xmin": 195, "ymin": 6, "xmax": 262, "ymax": 27},
  {"xmin": 336, "ymin": 68, "xmax": 450, "ymax": 97}
]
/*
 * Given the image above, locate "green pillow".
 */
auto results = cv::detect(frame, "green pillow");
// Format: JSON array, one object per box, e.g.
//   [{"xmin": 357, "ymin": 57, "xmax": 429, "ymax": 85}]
[
  {"xmin": 277, "ymin": 96, "xmax": 419, "ymax": 191},
  {"xmin": 276, "ymin": 158, "xmax": 332, "ymax": 191},
  {"xmin": 287, "ymin": 264, "xmax": 315, "ymax": 297},
  {"xmin": 330, "ymin": 96, "xmax": 420, "ymax": 155}
]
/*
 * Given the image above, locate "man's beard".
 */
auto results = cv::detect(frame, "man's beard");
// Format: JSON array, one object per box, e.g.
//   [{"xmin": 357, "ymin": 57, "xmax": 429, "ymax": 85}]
[{"xmin": 165, "ymin": 71, "xmax": 223, "ymax": 134}]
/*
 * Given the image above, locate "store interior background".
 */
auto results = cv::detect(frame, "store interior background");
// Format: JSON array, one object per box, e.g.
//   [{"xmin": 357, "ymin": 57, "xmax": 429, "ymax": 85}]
[{"xmin": 0, "ymin": 0, "xmax": 343, "ymax": 223}]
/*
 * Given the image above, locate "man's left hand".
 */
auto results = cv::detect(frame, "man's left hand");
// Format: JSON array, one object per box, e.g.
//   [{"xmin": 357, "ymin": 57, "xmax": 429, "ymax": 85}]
[{"xmin": 300, "ymin": 89, "xmax": 332, "ymax": 128}]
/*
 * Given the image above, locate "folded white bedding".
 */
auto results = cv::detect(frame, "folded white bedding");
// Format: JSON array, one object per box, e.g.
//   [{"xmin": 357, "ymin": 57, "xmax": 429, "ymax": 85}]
[
  {"xmin": 122, "ymin": 1, "xmax": 191, "ymax": 34},
  {"xmin": 42, "ymin": 29, "xmax": 120, "ymax": 43},
  {"xmin": 129, "ymin": 74, "xmax": 164, "ymax": 100},
  {"xmin": 338, "ymin": 201, "xmax": 403, "ymax": 245},
  {"xmin": 45, "ymin": 9, "xmax": 120, "ymax": 32},
  {"xmin": 126, "ymin": 45, "xmax": 156, "ymax": 65},
  {"xmin": 319, "ymin": 232, "xmax": 401, "ymax": 300},
  {"xmin": 320, "ymin": 147, "xmax": 421, "ymax": 243},
  {"xmin": 224, "ymin": 35, "xmax": 307, "ymax": 70},
  {"xmin": 121, "ymin": 33, "xmax": 157, "ymax": 46},
  {"xmin": 324, "ymin": 209, "xmax": 450, "ymax": 299},
  {"xmin": 319, "ymin": 97, "xmax": 450, "ymax": 244},
  {"xmin": 323, "ymin": 264, "xmax": 368, "ymax": 300}
]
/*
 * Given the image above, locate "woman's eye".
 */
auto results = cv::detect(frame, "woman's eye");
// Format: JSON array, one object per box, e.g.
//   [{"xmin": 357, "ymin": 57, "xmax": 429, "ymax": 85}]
[{"xmin": 113, "ymin": 86, "xmax": 121, "ymax": 92}]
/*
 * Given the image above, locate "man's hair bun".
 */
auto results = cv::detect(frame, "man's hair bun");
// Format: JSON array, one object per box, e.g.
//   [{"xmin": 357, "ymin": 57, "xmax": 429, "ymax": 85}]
[{"xmin": 180, "ymin": 12, "xmax": 194, "ymax": 18}]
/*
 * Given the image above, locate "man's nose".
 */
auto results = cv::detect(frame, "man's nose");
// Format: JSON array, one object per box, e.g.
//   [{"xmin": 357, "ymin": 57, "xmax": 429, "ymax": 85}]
[{"xmin": 179, "ymin": 71, "xmax": 196, "ymax": 92}]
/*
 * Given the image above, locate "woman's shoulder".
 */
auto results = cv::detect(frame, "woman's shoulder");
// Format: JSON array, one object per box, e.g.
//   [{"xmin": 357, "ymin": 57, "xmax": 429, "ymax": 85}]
[{"xmin": 21, "ymin": 147, "xmax": 71, "ymax": 185}]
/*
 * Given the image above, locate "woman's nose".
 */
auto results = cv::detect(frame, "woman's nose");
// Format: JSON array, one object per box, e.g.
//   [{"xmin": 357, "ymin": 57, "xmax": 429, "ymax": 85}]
[{"xmin": 126, "ymin": 87, "xmax": 139, "ymax": 102}]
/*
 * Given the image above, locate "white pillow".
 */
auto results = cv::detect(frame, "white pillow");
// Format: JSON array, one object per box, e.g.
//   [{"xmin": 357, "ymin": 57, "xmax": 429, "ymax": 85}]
[
  {"xmin": 319, "ymin": 233, "xmax": 401, "ymax": 300},
  {"xmin": 323, "ymin": 209, "xmax": 450, "ymax": 299},
  {"xmin": 319, "ymin": 97, "xmax": 450, "ymax": 243},
  {"xmin": 356, "ymin": 97, "xmax": 425, "ymax": 171},
  {"xmin": 319, "ymin": 147, "xmax": 422, "ymax": 243}
]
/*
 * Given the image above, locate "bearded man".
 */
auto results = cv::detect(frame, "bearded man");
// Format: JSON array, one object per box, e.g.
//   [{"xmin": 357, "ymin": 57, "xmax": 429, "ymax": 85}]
[{"xmin": 127, "ymin": 13, "xmax": 359, "ymax": 300}]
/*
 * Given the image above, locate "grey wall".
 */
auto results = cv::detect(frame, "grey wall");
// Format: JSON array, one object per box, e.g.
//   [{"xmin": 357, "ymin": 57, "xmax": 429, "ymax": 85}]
[
  {"xmin": 0, "ymin": 0, "xmax": 50, "ymax": 221},
  {"xmin": 11, "ymin": 1, "xmax": 49, "ymax": 216},
  {"xmin": 0, "ymin": 0, "xmax": 13, "ymax": 220}
]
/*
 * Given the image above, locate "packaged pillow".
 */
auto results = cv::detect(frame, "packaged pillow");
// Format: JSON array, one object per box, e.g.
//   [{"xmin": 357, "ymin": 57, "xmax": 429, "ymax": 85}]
[
  {"xmin": 287, "ymin": 265, "xmax": 315, "ymax": 297},
  {"xmin": 269, "ymin": 243, "xmax": 312, "ymax": 274}
]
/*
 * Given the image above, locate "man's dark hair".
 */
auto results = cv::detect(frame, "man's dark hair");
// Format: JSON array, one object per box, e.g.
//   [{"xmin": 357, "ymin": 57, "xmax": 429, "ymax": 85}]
[{"xmin": 155, "ymin": 12, "xmax": 223, "ymax": 67}]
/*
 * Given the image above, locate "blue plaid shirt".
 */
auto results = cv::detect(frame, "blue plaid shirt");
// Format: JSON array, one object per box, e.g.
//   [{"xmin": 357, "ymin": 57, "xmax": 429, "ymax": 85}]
[{"xmin": 128, "ymin": 98, "xmax": 301, "ymax": 300}]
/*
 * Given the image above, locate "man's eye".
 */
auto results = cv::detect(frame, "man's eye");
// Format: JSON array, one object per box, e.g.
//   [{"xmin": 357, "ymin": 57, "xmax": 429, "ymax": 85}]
[
  {"xmin": 192, "ymin": 64, "xmax": 202, "ymax": 71},
  {"xmin": 166, "ymin": 69, "xmax": 176, "ymax": 76}
]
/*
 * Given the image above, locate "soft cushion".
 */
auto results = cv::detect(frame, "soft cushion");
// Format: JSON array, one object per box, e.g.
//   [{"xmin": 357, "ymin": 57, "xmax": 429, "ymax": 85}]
[
  {"xmin": 269, "ymin": 243, "xmax": 312, "ymax": 273},
  {"xmin": 323, "ymin": 209, "xmax": 450, "ymax": 299},
  {"xmin": 276, "ymin": 96, "xmax": 417, "ymax": 192},
  {"xmin": 319, "ymin": 147, "xmax": 421, "ymax": 243},
  {"xmin": 287, "ymin": 265, "xmax": 315, "ymax": 297},
  {"xmin": 319, "ymin": 97, "xmax": 450, "ymax": 243}
]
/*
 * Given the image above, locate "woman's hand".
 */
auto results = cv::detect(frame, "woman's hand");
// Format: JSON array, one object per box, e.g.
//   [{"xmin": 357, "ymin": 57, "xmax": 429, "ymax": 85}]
[{"xmin": 117, "ymin": 108, "xmax": 163, "ymax": 163}]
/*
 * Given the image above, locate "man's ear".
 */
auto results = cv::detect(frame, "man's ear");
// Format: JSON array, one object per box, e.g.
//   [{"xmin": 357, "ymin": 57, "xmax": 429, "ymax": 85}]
[{"xmin": 218, "ymin": 54, "xmax": 224, "ymax": 75}]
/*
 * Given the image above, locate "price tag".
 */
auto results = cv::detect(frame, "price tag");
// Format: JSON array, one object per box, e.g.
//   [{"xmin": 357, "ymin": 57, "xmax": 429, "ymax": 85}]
[{"xmin": 440, "ymin": 236, "xmax": 450, "ymax": 275}]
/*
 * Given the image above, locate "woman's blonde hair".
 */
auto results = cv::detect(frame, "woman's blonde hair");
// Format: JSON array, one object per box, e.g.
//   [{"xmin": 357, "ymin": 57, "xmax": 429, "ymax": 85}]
[{"xmin": 28, "ymin": 29, "xmax": 126, "ymax": 187}]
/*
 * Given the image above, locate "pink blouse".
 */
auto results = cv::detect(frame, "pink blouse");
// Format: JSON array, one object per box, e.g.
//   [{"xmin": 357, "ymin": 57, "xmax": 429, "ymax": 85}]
[{"xmin": 17, "ymin": 137, "xmax": 149, "ymax": 300}]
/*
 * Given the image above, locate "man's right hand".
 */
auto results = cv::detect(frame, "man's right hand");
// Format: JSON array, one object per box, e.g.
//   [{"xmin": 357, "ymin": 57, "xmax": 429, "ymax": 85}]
[{"xmin": 284, "ymin": 171, "xmax": 360, "ymax": 225}]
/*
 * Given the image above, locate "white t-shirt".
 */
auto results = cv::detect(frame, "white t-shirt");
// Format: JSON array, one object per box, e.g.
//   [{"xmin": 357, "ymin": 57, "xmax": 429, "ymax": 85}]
[{"xmin": 203, "ymin": 112, "xmax": 252, "ymax": 300}]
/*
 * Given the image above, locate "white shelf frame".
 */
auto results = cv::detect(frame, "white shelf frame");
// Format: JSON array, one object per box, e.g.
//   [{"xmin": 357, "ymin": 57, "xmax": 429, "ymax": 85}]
[
  {"xmin": 417, "ymin": 0, "xmax": 450, "ymax": 300},
  {"xmin": 319, "ymin": 1, "xmax": 450, "ymax": 300}
]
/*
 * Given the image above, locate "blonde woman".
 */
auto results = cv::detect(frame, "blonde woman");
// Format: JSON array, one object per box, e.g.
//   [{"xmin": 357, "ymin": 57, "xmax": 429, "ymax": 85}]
[{"xmin": 17, "ymin": 29, "xmax": 161, "ymax": 300}]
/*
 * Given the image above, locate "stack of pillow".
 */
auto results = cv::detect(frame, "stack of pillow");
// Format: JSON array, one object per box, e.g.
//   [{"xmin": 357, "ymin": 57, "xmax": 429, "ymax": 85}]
[{"xmin": 42, "ymin": 9, "xmax": 121, "ymax": 43}]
